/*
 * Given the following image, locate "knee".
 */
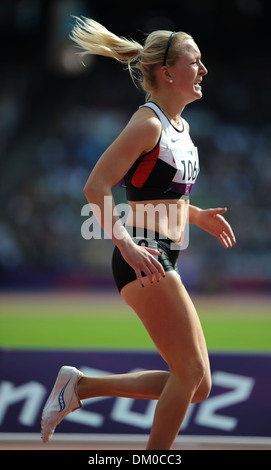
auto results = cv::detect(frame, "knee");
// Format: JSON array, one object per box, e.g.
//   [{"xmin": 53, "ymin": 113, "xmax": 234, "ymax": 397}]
[
  {"xmin": 189, "ymin": 355, "xmax": 212, "ymax": 402},
  {"xmin": 192, "ymin": 374, "xmax": 212, "ymax": 403},
  {"xmin": 171, "ymin": 355, "xmax": 207, "ymax": 393},
  {"xmin": 190, "ymin": 357, "xmax": 208, "ymax": 389}
]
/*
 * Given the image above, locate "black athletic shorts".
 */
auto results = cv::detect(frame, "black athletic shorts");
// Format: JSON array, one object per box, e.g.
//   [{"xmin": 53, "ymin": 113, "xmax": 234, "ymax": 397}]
[{"xmin": 112, "ymin": 228, "xmax": 181, "ymax": 293}]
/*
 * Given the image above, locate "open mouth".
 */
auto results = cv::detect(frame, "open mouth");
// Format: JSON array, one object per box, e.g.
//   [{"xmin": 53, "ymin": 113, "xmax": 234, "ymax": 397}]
[{"xmin": 194, "ymin": 81, "xmax": 202, "ymax": 91}]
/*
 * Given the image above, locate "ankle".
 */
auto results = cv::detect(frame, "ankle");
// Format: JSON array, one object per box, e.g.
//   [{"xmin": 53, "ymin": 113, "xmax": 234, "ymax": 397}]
[
  {"xmin": 76, "ymin": 376, "xmax": 86, "ymax": 400},
  {"xmin": 77, "ymin": 376, "xmax": 96, "ymax": 400}
]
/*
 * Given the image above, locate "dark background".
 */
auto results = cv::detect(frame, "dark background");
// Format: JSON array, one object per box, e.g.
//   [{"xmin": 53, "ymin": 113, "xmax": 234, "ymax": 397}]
[{"xmin": 0, "ymin": 0, "xmax": 270, "ymax": 293}]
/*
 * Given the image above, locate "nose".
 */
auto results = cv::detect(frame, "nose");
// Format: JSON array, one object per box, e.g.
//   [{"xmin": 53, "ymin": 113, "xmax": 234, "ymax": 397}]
[{"xmin": 200, "ymin": 61, "xmax": 208, "ymax": 76}]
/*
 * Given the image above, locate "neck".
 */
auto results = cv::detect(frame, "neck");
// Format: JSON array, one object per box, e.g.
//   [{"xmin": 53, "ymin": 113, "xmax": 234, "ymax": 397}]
[{"xmin": 149, "ymin": 93, "xmax": 185, "ymax": 128}]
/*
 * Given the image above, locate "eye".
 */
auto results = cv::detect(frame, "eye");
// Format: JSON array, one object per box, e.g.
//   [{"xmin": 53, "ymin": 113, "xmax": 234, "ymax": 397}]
[{"xmin": 191, "ymin": 57, "xmax": 201, "ymax": 65}]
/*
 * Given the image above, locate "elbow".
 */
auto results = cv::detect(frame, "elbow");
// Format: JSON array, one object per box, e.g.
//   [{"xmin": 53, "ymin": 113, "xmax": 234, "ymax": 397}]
[
  {"xmin": 83, "ymin": 182, "xmax": 90, "ymax": 197},
  {"xmin": 83, "ymin": 183, "xmax": 90, "ymax": 199},
  {"xmin": 83, "ymin": 178, "xmax": 96, "ymax": 200},
  {"xmin": 83, "ymin": 169, "xmax": 112, "ymax": 202},
  {"xmin": 83, "ymin": 178, "xmax": 108, "ymax": 202}
]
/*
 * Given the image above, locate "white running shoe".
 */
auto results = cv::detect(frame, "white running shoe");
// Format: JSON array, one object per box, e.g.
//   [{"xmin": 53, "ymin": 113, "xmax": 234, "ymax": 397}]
[{"xmin": 41, "ymin": 365, "xmax": 83, "ymax": 443}]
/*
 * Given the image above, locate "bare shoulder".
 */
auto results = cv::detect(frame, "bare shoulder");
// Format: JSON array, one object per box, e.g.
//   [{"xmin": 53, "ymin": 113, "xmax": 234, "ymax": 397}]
[
  {"xmin": 126, "ymin": 107, "xmax": 162, "ymax": 152},
  {"xmin": 130, "ymin": 106, "xmax": 161, "ymax": 127},
  {"xmin": 84, "ymin": 106, "xmax": 162, "ymax": 188}
]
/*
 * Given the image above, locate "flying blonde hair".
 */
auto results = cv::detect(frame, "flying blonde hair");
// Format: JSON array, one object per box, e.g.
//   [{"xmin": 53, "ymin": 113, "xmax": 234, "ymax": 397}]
[{"xmin": 70, "ymin": 17, "xmax": 192, "ymax": 94}]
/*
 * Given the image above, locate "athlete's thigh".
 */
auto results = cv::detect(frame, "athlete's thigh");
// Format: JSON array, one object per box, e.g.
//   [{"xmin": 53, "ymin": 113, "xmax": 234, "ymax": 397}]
[{"xmin": 121, "ymin": 271, "xmax": 210, "ymax": 376}]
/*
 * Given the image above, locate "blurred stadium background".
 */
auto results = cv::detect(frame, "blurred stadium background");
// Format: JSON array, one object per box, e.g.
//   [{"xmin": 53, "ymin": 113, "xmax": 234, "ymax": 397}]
[
  {"xmin": 0, "ymin": 0, "xmax": 270, "ymax": 292},
  {"xmin": 0, "ymin": 0, "xmax": 271, "ymax": 450}
]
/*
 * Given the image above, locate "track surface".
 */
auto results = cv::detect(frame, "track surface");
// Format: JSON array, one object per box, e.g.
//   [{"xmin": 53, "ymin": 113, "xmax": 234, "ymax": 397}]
[{"xmin": 1, "ymin": 434, "xmax": 271, "ymax": 450}]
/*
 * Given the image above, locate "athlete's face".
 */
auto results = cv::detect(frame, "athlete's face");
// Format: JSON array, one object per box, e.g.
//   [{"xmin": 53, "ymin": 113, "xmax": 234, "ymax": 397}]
[{"xmin": 169, "ymin": 39, "xmax": 208, "ymax": 104}]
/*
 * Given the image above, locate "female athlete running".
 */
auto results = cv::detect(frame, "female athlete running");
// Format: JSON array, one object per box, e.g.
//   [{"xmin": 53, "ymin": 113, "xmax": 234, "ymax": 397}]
[{"xmin": 41, "ymin": 18, "xmax": 236, "ymax": 450}]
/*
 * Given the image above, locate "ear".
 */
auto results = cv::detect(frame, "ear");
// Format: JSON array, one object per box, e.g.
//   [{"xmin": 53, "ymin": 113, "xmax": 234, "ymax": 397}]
[{"xmin": 160, "ymin": 66, "xmax": 173, "ymax": 84}]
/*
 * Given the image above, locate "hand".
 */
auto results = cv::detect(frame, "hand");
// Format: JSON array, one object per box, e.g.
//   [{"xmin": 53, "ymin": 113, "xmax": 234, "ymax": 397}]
[
  {"xmin": 120, "ymin": 240, "xmax": 165, "ymax": 287},
  {"xmin": 195, "ymin": 208, "xmax": 236, "ymax": 248}
]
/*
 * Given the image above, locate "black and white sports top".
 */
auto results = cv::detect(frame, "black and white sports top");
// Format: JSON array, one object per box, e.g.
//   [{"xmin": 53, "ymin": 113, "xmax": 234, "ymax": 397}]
[{"xmin": 123, "ymin": 102, "xmax": 200, "ymax": 201}]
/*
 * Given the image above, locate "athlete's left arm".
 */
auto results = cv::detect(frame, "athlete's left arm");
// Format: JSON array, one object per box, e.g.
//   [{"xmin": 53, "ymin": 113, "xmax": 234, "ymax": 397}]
[{"xmin": 189, "ymin": 205, "xmax": 236, "ymax": 249}]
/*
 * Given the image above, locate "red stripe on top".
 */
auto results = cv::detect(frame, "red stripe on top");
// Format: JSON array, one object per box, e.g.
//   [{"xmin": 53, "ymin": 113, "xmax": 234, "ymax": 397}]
[{"xmin": 131, "ymin": 144, "xmax": 160, "ymax": 188}]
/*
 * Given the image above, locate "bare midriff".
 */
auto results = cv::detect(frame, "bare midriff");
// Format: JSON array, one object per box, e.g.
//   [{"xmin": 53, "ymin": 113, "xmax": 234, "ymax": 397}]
[{"xmin": 126, "ymin": 198, "xmax": 189, "ymax": 243}]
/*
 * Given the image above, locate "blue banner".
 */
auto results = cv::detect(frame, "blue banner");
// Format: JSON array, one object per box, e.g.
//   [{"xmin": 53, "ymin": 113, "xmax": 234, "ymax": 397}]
[{"xmin": 0, "ymin": 349, "xmax": 270, "ymax": 437}]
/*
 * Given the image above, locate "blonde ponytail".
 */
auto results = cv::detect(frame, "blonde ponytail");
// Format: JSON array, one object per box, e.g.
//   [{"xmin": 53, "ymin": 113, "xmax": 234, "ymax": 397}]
[
  {"xmin": 70, "ymin": 17, "xmax": 192, "ymax": 95},
  {"xmin": 71, "ymin": 17, "xmax": 143, "ymax": 63}
]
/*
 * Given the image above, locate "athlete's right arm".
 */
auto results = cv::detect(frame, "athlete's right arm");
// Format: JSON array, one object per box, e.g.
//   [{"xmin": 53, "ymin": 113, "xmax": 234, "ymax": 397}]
[
  {"xmin": 83, "ymin": 107, "xmax": 160, "ymax": 243},
  {"xmin": 83, "ymin": 108, "xmax": 165, "ymax": 285}
]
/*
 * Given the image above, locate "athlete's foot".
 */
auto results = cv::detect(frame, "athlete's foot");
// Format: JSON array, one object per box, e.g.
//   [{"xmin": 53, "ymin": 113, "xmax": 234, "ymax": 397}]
[{"xmin": 41, "ymin": 366, "xmax": 83, "ymax": 443}]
